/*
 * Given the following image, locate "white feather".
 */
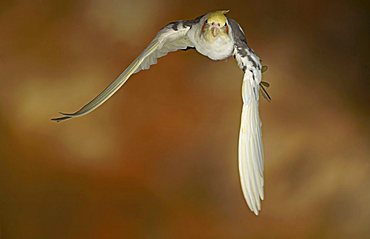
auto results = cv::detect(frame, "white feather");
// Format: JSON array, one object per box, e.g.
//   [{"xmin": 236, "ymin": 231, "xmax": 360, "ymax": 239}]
[
  {"xmin": 238, "ymin": 72, "xmax": 264, "ymax": 215},
  {"xmin": 52, "ymin": 24, "xmax": 193, "ymax": 121}
]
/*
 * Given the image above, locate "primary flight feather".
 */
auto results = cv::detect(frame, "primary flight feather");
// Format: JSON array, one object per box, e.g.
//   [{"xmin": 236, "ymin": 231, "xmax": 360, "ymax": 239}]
[{"xmin": 52, "ymin": 10, "xmax": 268, "ymax": 215}]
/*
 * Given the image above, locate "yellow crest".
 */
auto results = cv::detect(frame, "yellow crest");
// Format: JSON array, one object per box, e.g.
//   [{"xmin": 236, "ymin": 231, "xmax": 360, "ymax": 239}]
[{"xmin": 207, "ymin": 10, "xmax": 230, "ymax": 25}]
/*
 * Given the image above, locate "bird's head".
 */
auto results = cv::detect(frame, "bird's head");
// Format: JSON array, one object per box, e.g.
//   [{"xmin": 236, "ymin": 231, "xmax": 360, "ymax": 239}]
[{"xmin": 201, "ymin": 10, "xmax": 230, "ymax": 42}]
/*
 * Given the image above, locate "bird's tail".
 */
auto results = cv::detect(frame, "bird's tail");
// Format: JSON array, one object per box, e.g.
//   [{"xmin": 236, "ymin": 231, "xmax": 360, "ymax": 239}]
[{"xmin": 238, "ymin": 74, "xmax": 264, "ymax": 215}]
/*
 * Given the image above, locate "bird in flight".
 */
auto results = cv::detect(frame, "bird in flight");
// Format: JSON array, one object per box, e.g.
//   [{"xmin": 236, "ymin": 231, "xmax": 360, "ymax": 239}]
[{"xmin": 52, "ymin": 10, "xmax": 270, "ymax": 215}]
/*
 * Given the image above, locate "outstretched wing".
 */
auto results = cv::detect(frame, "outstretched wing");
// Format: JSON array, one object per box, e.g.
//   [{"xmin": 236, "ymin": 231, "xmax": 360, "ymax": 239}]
[
  {"xmin": 52, "ymin": 18, "xmax": 202, "ymax": 122},
  {"xmin": 229, "ymin": 18, "xmax": 264, "ymax": 215}
]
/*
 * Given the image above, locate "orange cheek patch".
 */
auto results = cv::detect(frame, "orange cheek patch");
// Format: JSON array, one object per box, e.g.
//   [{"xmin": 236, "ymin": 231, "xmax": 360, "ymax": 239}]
[
  {"xmin": 226, "ymin": 25, "xmax": 229, "ymax": 34},
  {"xmin": 201, "ymin": 23, "xmax": 207, "ymax": 32}
]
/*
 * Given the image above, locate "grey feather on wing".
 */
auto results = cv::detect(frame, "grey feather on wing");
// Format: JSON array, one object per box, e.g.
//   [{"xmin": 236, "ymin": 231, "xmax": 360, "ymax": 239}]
[{"xmin": 52, "ymin": 17, "xmax": 198, "ymax": 122}]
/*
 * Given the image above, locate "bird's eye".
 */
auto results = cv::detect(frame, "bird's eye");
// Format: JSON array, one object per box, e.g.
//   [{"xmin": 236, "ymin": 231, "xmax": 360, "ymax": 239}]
[
  {"xmin": 205, "ymin": 20, "xmax": 208, "ymax": 24},
  {"xmin": 224, "ymin": 23, "xmax": 227, "ymax": 26}
]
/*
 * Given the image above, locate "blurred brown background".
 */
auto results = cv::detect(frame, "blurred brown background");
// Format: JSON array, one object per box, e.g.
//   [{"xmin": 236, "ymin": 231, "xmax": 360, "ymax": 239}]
[{"xmin": 0, "ymin": 0, "xmax": 369, "ymax": 238}]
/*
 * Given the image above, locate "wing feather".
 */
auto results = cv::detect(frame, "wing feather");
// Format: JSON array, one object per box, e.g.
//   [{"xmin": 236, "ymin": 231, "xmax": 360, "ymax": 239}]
[
  {"xmin": 52, "ymin": 21, "xmax": 195, "ymax": 122},
  {"xmin": 238, "ymin": 73, "xmax": 264, "ymax": 215},
  {"xmin": 229, "ymin": 18, "xmax": 265, "ymax": 215}
]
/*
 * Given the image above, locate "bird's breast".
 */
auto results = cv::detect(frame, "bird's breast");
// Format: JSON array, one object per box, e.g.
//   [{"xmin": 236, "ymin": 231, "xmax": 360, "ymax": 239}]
[
  {"xmin": 194, "ymin": 37, "xmax": 234, "ymax": 61},
  {"xmin": 187, "ymin": 24, "xmax": 234, "ymax": 61}
]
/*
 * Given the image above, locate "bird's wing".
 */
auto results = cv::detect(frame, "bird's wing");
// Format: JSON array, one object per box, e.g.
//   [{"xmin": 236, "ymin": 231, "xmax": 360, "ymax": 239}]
[
  {"xmin": 52, "ymin": 18, "xmax": 202, "ymax": 122},
  {"xmin": 229, "ymin": 18, "xmax": 264, "ymax": 215}
]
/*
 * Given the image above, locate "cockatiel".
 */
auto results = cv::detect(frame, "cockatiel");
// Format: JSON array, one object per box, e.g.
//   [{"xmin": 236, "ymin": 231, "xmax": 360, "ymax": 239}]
[{"xmin": 52, "ymin": 10, "xmax": 270, "ymax": 215}]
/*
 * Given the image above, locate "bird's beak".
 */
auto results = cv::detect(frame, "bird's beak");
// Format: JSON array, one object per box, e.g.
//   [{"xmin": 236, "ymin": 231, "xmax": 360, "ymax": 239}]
[{"xmin": 211, "ymin": 27, "xmax": 220, "ymax": 37}]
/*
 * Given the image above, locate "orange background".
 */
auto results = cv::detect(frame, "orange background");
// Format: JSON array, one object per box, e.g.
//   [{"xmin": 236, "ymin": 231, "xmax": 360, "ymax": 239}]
[{"xmin": 0, "ymin": 0, "xmax": 369, "ymax": 238}]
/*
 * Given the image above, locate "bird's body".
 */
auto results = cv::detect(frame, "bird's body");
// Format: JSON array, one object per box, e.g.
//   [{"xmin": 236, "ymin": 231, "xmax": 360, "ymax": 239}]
[
  {"xmin": 52, "ymin": 10, "xmax": 269, "ymax": 215},
  {"xmin": 187, "ymin": 13, "xmax": 234, "ymax": 60},
  {"xmin": 190, "ymin": 28, "xmax": 234, "ymax": 60}
]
